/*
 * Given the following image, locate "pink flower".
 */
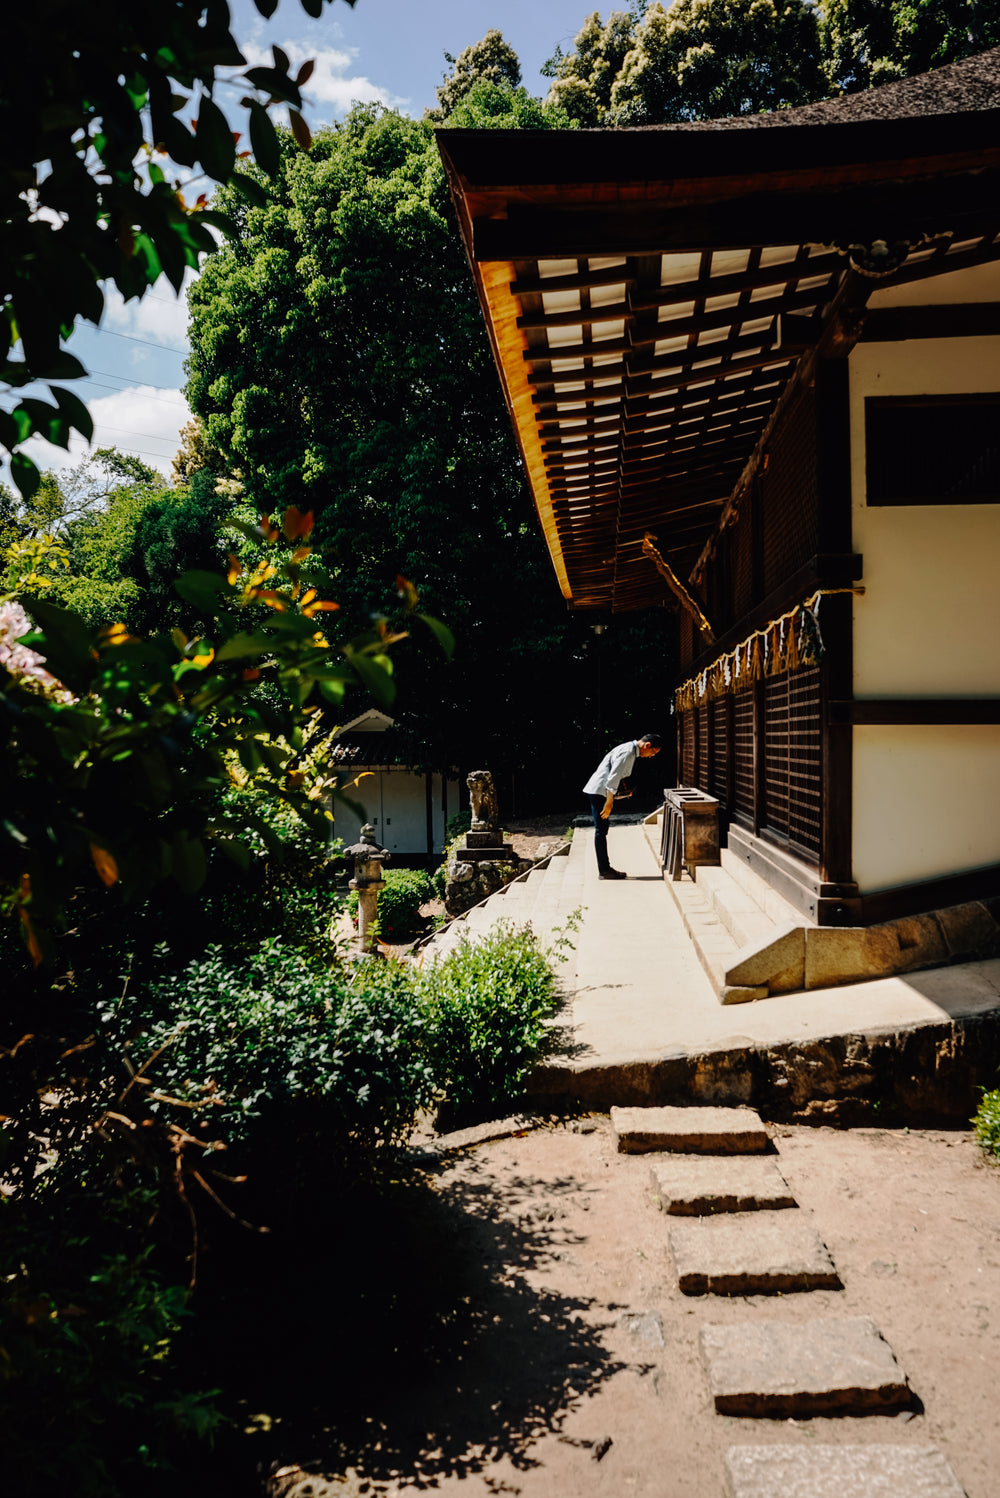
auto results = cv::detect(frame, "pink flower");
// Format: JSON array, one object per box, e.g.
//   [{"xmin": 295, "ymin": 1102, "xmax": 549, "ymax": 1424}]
[{"xmin": 0, "ymin": 602, "xmax": 57, "ymax": 687}]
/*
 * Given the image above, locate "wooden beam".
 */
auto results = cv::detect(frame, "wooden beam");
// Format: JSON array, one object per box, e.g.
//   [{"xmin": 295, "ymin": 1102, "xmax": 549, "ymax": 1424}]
[
  {"xmin": 830, "ymin": 698, "xmax": 1000, "ymax": 725},
  {"xmin": 472, "ymin": 170, "xmax": 1000, "ymax": 262},
  {"xmin": 628, "ymin": 252, "xmax": 845, "ymax": 312},
  {"xmin": 511, "ymin": 264, "xmax": 633, "ymax": 297},
  {"xmin": 859, "ymin": 303, "xmax": 1000, "ymax": 341}
]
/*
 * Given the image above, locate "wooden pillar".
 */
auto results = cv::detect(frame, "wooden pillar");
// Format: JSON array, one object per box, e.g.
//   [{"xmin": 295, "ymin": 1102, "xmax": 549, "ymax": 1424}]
[
  {"xmin": 815, "ymin": 357, "xmax": 856, "ymax": 886},
  {"xmin": 425, "ymin": 771, "xmax": 434, "ymax": 858}
]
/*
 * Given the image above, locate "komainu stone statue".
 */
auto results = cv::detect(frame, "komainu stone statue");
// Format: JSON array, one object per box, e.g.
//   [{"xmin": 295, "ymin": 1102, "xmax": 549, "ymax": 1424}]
[
  {"xmin": 467, "ymin": 769, "xmax": 500, "ymax": 838},
  {"xmin": 443, "ymin": 768, "xmax": 529, "ymax": 916}
]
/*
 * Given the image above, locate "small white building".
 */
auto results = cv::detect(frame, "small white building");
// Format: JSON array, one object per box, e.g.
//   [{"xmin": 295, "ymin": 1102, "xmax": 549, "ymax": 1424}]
[{"xmin": 327, "ymin": 710, "xmax": 460, "ymax": 862}]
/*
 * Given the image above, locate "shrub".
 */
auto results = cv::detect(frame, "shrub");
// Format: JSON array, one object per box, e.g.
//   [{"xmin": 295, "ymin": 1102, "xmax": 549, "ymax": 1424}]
[
  {"xmin": 347, "ymin": 867, "xmax": 432, "ymax": 939},
  {"xmin": 112, "ymin": 940, "xmax": 437, "ymax": 1192},
  {"xmin": 0, "ymin": 1188, "xmax": 222, "ymax": 1497},
  {"xmin": 420, "ymin": 919, "xmax": 561, "ymax": 1122},
  {"xmin": 444, "ymin": 810, "xmax": 472, "ymax": 843},
  {"xmin": 973, "ymin": 1088, "xmax": 1000, "ymax": 1160}
]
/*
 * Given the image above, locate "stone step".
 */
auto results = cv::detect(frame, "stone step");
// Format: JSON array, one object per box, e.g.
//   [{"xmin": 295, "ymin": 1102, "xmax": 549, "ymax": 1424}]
[
  {"xmin": 420, "ymin": 843, "xmax": 577, "ymax": 962},
  {"xmin": 669, "ymin": 1210, "xmax": 841, "ymax": 1295},
  {"xmin": 701, "ymin": 1315, "xmax": 912, "ymax": 1417},
  {"xmin": 650, "ymin": 1155, "xmax": 796, "ymax": 1215},
  {"xmin": 695, "ymin": 864, "xmax": 785, "ymax": 950},
  {"xmin": 644, "ymin": 811, "xmax": 999, "ymax": 1002},
  {"xmin": 612, "ymin": 1104, "xmax": 769, "ymax": 1155},
  {"xmin": 719, "ymin": 844, "xmax": 804, "ymax": 928},
  {"xmin": 725, "ymin": 1445, "xmax": 967, "ymax": 1498}
]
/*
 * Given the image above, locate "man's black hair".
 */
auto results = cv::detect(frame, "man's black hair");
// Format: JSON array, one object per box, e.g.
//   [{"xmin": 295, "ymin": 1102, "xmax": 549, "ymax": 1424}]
[{"xmin": 639, "ymin": 733, "xmax": 662, "ymax": 747}]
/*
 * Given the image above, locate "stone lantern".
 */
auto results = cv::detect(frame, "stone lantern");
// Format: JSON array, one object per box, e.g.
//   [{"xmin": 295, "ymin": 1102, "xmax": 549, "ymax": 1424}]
[{"xmin": 344, "ymin": 823, "xmax": 390, "ymax": 954}]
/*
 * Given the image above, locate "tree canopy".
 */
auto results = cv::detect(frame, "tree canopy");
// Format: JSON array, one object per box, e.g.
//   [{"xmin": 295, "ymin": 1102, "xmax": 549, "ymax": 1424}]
[
  {"xmin": 0, "ymin": 0, "xmax": 351, "ymax": 501},
  {"xmin": 544, "ymin": 0, "xmax": 1000, "ymax": 121},
  {"xmin": 543, "ymin": 10, "xmax": 641, "ymax": 125},
  {"xmin": 185, "ymin": 98, "xmax": 674, "ymax": 787},
  {"xmin": 820, "ymin": 0, "xmax": 1000, "ymax": 92},
  {"xmin": 1, "ymin": 447, "xmax": 230, "ymax": 634},
  {"xmin": 428, "ymin": 28, "xmax": 523, "ymax": 119}
]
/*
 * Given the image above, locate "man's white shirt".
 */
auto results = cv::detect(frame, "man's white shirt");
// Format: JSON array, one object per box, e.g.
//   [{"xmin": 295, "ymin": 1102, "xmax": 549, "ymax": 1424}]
[{"xmin": 583, "ymin": 740, "xmax": 638, "ymax": 797}]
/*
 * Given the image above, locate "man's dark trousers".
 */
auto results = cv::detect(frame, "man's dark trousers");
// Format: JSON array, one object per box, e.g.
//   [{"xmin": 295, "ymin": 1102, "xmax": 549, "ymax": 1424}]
[{"xmin": 587, "ymin": 792, "xmax": 612, "ymax": 875}]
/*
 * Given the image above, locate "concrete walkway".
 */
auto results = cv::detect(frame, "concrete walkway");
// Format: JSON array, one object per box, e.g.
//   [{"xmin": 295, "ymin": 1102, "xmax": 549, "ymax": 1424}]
[{"xmin": 531, "ymin": 825, "xmax": 1000, "ymax": 1117}]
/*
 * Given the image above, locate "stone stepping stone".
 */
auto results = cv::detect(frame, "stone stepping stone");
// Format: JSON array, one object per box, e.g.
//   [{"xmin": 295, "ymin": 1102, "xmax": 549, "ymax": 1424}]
[
  {"xmin": 701, "ymin": 1315, "xmax": 911, "ymax": 1417},
  {"xmin": 670, "ymin": 1210, "xmax": 840, "ymax": 1294},
  {"xmin": 725, "ymin": 1444, "xmax": 967, "ymax": 1497},
  {"xmin": 650, "ymin": 1155, "xmax": 796, "ymax": 1215},
  {"xmin": 611, "ymin": 1104, "xmax": 769, "ymax": 1155}
]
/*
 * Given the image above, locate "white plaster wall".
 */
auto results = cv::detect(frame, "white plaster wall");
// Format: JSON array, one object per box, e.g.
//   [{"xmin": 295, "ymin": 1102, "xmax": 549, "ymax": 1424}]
[
  {"xmin": 333, "ymin": 768, "xmax": 458, "ymax": 855},
  {"xmin": 852, "ymin": 726, "xmax": 1000, "ymax": 890},
  {"xmin": 848, "ymin": 260, "xmax": 1000, "ymax": 890},
  {"xmin": 866, "ymin": 257, "xmax": 1000, "ymax": 309}
]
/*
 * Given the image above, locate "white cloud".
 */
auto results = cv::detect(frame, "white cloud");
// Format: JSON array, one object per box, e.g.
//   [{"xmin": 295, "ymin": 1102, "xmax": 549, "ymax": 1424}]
[
  {"xmin": 21, "ymin": 385, "xmax": 190, "ymax": 480},
  {"xmin": 102, "ymin": 269, "xmax": 197, "ymax": 352},
  {"xmin": 241, "ymin": 39, "xmax": 409, "ymax": 119}
]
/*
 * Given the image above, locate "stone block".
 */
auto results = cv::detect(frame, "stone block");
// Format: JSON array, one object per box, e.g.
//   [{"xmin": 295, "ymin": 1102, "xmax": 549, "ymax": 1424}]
[
  {"xmin": 803, "ymin": 917, "xmax": 950, "ymax": 991},
  {"xmin": 720, "ymin": 984, "xmax": 770, "ymax": 1004},
  {"xmin": 670, "ymin": 1211, "xmax": 840, "ymax": 1295},
  {"xmin": 611, "ymin": 1104, "xmax": 768, "ymax": 1155},
  {"xmin": 650, "ymin": 1155, "xmax": 796, "ymax": 1215},
  {"xmin": 935, "ymin": 899, "xmax": 1000, "ymax": 957},
  {"xmin": 701, "ymin": 1316, "xmax": 910, "ymax": 1416},
  {"xmin": 726, "ymin": 923, "xmax": 805, "ymax": 995},
  {"xmin": 724, "ymin": 1445, "xmax": 967, "ymax": 1498},
  {"xmin": 804, "ymin": 926, "xmax": 883, "ymax": 990}
]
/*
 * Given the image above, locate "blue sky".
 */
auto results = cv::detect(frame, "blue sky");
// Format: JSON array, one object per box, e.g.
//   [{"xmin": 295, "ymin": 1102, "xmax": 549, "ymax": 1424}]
[{"xmin": 18, "ymin": 0, "xmax": 594, "ymax": 485}]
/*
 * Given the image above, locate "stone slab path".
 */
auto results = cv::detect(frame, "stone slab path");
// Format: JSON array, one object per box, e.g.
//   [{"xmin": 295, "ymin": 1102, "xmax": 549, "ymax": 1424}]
[
  {"xmin": 621, "ymin": 1103, "xmax": 968, "ymax": 1495},
  {"xmin": 701, "ymin": 1315, "xmax": 910, "ymax": 1416},
  {"xmin": 612, "ymin": 1104, "xmax": 770, "ymax": 1154},
  {"xmin": 649, "ymin": 1154, "xmax": 796, "ymax": 1214},
  {"xmin": 724, "ymin": 1443, "xmax": 969, "ymax": 1498},
  {"xmin": 670, "ymin": 1210, "xmax": 842, "ymax": 1295}
]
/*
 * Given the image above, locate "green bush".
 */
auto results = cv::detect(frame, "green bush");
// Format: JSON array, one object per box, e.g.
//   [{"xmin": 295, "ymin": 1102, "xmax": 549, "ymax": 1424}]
[
  {"xmin": 0, "ymin": 1190, "xmax": 222, "ymax": 1497},
  {"xmin": 973, "ymin": 1088, "xmax": 1000, "ymax": 1159},
  {"xmin": 347, "ymin": 867, "xmax": 433, "ymax": 939},
  {"xmin": 112, "ymin": 940, "xmax": 437, "ymax": 1189},
  {"xmin": 420, "ymin": 919, "xmax": 561, "ymax": 1122},
  {"xmin": 444, "ymin": 810, "xmax": 472, "ymax": 843}
]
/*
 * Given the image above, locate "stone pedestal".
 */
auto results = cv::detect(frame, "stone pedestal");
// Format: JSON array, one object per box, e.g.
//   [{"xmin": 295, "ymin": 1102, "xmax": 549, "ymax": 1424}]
[
  {"xmin": 444, "ymin": 770, "xmax": 527, "ymax": 916},
  {"xmin": 344, "ymin": 823, "xmax": 390, "ymax": 954}
]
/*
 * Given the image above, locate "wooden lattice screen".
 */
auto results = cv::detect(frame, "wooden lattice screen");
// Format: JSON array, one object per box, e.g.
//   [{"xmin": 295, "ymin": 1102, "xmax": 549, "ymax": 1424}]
[
  {"xmin": 733, "ymin": 688, "xmax": 755, "ymax": 825},
  {"xmin": 762, "ymin": 665, "xmax": 822, "ymax": 859},
  {"xmin": 677, "ymin": 663, "xmax": 822, "ymax": 864}
]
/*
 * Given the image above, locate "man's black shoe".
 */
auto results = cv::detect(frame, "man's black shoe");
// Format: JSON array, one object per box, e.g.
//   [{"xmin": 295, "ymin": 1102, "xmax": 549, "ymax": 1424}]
[{"xmin": 599, "ymin": 868, "xmax": 627, "ymax": 880}]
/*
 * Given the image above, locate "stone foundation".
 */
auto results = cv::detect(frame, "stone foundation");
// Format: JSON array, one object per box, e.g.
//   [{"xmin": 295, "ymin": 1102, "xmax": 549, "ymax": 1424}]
[
  {"xmin": 443, "ymin": 854, "xmax": 531, "ymax": 917},
  {"xmin": 528, "ymin": 1007, "xmax": 1000, "ymax": 1126}
]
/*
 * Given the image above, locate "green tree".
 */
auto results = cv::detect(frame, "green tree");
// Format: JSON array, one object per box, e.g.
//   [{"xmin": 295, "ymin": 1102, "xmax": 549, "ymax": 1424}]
[
  {"xmin": 0, "ymin": 450, "xmax": 205, "ymax": 631},
  {"xmin": 428, "ymin": 28, "xmax": 522, "ymax": 120},
  {"xmin": 610, "ymin": 0, "xmax": 828, "ymax": 122},
  {"xmin": 820, "ymin": 0, "xmax": 1000, "ymax": 92},
  {"xmin": 544, "ymin": 10, "xmax": 641, "ymax": 125},
  {"xmin": 185, "ymin": 101, "xmax": 607, "ymax": 784},
  {"xmin": 0, "ymin": 0, "xmax": 351, "ymax": 502}
]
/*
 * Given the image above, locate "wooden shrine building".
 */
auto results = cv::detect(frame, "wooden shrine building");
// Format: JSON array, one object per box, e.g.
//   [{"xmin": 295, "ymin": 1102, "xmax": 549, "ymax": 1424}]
[{"xmin": 438, "ymin": 49, "xmax": 1000, "ymax": 934}]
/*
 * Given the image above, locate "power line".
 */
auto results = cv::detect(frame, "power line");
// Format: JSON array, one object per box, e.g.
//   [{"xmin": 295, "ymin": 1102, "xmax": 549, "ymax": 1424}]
[
  {"xmin": 84, "ymin": 420, "xmax": 182, "ymax": 447},
  {"xmin": 88, "ymin": 366, "xmax": 188, "ymax": 397},
  {"xmin": 81, "ymin": 326, "xmax": 188, "ymax": 354},
  {"xmin": 78, "ymin": 376, "xmax": 189, "ymax": 409}
]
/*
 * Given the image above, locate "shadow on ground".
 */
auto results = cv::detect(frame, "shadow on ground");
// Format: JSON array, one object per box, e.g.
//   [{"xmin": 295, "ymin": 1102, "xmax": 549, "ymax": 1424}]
[{"xmin": 185, "ymin": 1157, "xmax": 624, "ymax": 1492}]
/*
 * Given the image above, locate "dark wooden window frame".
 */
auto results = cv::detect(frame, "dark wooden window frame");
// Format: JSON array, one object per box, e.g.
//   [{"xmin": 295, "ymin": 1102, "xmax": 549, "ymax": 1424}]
[{"xmin": 864, "ymin": 392, "xmax": 1000, "ymax": 506}]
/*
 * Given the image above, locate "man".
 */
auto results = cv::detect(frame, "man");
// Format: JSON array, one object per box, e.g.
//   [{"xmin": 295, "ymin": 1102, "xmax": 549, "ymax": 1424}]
[{"xmin": 583, "ymin": 734, "xmax": 662, "ymax": 879}]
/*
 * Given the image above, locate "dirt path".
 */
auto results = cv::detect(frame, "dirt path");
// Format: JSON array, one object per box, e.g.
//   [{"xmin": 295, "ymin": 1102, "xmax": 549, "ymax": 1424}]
[{"xmin": 270, "ymin": 1116, "xmax": 999, "ymax": 1498}]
